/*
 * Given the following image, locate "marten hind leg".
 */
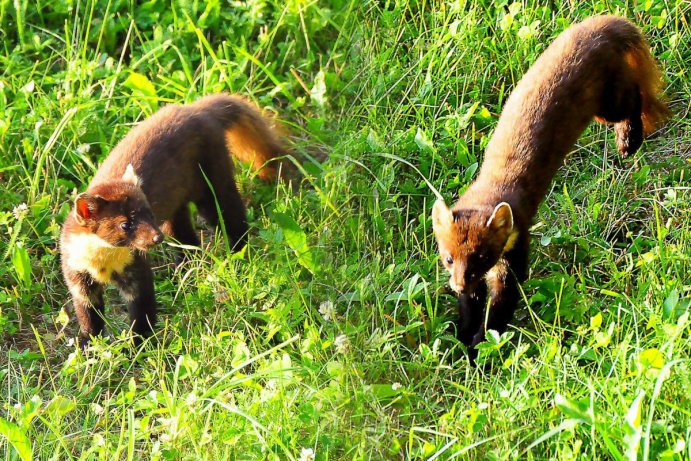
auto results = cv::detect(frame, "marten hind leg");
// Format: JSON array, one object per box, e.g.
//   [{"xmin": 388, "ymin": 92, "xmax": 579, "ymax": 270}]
[
  {"xmin": 170, "ymin": 206, "xmax": 199, "ymax": 246},
  {"xmin": 165, "ymin": 206, "xmax": 200, "ymax": 265},
  {"xmin": 197, "ymin": 176, "xmax": 249, "ymax": 252},
  {"xmin": 614, "ymin": 87, "xmax": 643, "ymax": 157}
]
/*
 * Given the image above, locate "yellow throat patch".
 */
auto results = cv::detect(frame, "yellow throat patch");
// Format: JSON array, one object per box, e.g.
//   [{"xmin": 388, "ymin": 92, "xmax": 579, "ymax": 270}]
[{"xmin": 64, "ymin": 233, "xmax": 133, "ymax": 284}]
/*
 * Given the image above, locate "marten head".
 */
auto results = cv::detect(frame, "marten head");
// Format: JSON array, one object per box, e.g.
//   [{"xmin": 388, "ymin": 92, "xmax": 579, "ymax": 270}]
[
  {"xmin": 432, "ymin": 200, "xmax": 514, "ymax": 293},
  {"xmin": 73, "ymin": 165, "xmax": 164, "ymax": 251}
]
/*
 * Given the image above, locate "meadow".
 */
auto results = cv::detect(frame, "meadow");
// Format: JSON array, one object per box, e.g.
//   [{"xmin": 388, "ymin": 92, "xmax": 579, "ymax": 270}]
[{"xmin": 0, "ymin": 0, "xmax": 690, "ymax": 459}]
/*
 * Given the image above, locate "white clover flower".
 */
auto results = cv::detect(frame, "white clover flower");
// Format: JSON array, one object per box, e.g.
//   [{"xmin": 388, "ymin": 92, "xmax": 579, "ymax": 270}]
[
  {"xmin": 392, "ymin": 382, "xmax": 402, "ymax": 391},
  {"xmin": 12, "ymin": 203, "xmax": 28, "ymax": 220},
  {"xmin": 318, "ymin": 301, "xmax": 336, "ymax": 321},
  {"xmin": 299, "ymin": 447, "xmax": 315, "ymax": 461},
  {"xmin": 334, "ymin": 334, "xmax": 350, "ymax": 354},
  {"xmin": 185, "ymin": 391, "xmax": 198, "ymax": 407},
  {"xmin": 76, "ymin": 144, "xmax": 91, "ymax": 154},
  {"xmin": 91, "ymin": 403, "xmax": 104, "ymax": 415}
]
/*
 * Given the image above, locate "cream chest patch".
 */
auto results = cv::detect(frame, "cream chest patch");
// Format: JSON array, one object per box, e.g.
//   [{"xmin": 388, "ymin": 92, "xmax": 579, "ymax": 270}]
[{"xmin": 65, "ymin": 233, "xmax": 133, "ymax": 284}]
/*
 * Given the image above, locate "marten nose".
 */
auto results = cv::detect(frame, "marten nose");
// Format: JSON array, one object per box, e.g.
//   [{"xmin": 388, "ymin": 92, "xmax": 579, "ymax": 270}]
[{"xmin": 152, "ymin": 231, "xmax": 164, "ymax": 244}]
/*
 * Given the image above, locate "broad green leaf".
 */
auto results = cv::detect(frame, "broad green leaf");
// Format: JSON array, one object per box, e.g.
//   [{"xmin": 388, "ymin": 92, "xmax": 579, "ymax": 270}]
[
  {"xmin": 310, "ymin": 70, "xmax": 327, "ymax": 108},
  {"xmin": 55, "ymin": 308, "xmax": 69, "ymax": 328},
  {"xmin": 123, "ymin": 72, "xmax": 156, "ymax": 97},
  {"xmin": 590, "ymin": 312, "xmax": 602, "ymax": 330},
  {"xmin": 369, "ymin": 383, "xmax": 402, "ymax": 402},
  {"xmin": 625, "ymin": 391, "xmax": 644, "ymax": 431},
  {"xmin": 662, "ymin": 289, "xmax": 679, "ymax": 321},
  {"xmin": 554, "ymin": 394, "xmax": 591, "ymax": 422},
  {"xmin": 414, "ymin": 128, "xmax": 435, "ymax": 154},
  {"xmin": 12, "ymin": 244, "xmax": 31, "ymax": 288},
  {"xmin": 122, "ymin": 72, "xmax": 158, "ymax": 111},
  {"xmin": 45, "ymin": 396, "xmax": 76, "ymax": 419},
  {"xmin": 639, "ymin": 348, "xmax": 664, "ymax": 369},
  {"xmin": 176, "ymin": 355, "xmax": 199, "ymax": 380},
  {"xmin": 0, "ymin": 415, "xmax": 32, "ymax": 461},
  {"xmin": 273, "ymin": 212, "xmax": 318, "ymax": 274}
]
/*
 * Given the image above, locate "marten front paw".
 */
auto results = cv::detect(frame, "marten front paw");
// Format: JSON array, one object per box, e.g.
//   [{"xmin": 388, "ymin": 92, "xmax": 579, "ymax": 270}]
[{"xmin": 615, "ymin": 119, "xmax": 643, "ymax": 157}]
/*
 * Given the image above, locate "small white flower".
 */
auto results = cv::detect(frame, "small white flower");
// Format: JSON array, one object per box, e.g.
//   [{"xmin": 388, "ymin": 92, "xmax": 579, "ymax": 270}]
[
  {"xmin": 91, "ymin": 403, "xmax": 104, "ymax": 415},
  {"xmin": 318, "ymin": 301, "xmax": 336, "ymax": 321},
  {"xmin": 334, "ymin": 334, "xmax": 350, "ymax": 354},
  {"xmin": 299, "ymin": 447, "xmax": 315, "ymax": 461},
  {"xmin": 392, "ymin": 382, "xmax": 402, "ymax": 391},
  {"xmin": 12, "ymin": 203, "xmax": 28, "ymax": 220},
  {"xmin": 92, "ymin": 433, "xmax": 105, "ymax": 447},
  {"xmin": 76, "ymin": 144, "xmax": 91, "ymax": 154},
  {"xmin": 185, "ymin": 392, "xmax": 198, "ymax": 407}
]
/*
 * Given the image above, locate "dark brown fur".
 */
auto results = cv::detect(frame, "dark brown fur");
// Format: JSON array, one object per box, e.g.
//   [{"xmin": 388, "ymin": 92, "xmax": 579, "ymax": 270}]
[
  {"xmin": 61, "ymin": 94, "xmax": 285, "ymax": 346},
  {"xmin": 432, "ymin": 16, "xmax": 668, "ymax": 359}
]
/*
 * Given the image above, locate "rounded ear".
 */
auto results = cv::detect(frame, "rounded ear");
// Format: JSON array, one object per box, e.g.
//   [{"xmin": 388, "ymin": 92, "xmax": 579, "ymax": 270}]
[
  {"xmin": 122, "ymin": 164, "xmax": 141, "ymax": 186},
  {"xmin": 432, "ymin": 199, "xmax": 452, "ymax": 231},
  {"xmin": 486, "ymin": 202, "xmax": 513, "ymax": 232},
  {"xmin": 74, "ymin": 193, "xmax": 104, "ymax": 225}
]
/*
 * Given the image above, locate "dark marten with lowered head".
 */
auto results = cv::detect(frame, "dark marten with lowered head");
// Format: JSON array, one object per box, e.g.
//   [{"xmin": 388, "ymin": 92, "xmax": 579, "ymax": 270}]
[
  {"xmin": 61, "ymin": 94, "xmax": 285, "ymax": 347},
  {"xmin": 431, "ymin": 16, "xmax": 668, "ymax": 358}
]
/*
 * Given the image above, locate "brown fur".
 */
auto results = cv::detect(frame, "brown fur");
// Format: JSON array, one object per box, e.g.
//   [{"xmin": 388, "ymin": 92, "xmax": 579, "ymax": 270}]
[
  {"xmin": 61, "ymin": 93, "xmax": 286, "ymax": 346},
  {"xmin": 432, "ymin": 16, "xmax": 668, "ymax": 358}
]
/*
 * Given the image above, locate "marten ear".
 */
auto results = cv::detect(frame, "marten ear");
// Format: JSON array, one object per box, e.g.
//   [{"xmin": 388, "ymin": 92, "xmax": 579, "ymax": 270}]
[
  {"xmin": 74, "ymin": 193, "xmax": 105, "ymax": 225},
  {"xmin": 487, "ymin": 202, "xmax": 513, "ymax": 234},
  {"xmin": 432, "ymin": 199, "xmax": 453, "ymax": 232},
  {"xmin": 122, "ymin": 164, "xmax": 141, "ymax": 187}
]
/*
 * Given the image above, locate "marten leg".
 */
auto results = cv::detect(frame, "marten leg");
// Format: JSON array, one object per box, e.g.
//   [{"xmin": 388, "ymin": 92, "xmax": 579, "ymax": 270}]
[
  {"xmin": 614, "ymin": 87, "xmax": 643, "ymax": 157},
  {"xmin": 469, "ymin": 236, "xmax": 529, "ymax": 351},
  {"xmin": 112, "ymin": 255, "xmax": 157, "ymax": 345},
  {"xmin": 66, "ymin": 271, "xmax": 105, "ymax": 348},
  {"xmin": 456, "ymin": 282, "xmax": 487, "ymax": 346},
  {"xmin": 166, "ymin": 206, "xmax": 199, "ymax": 265},
  {"xmin": 198, "ymin": 175, "xmax": 249, "ymax": 252},
  {"xmin": 456, "ymin": 282, "xmax": 488, "ymax": 361},
  {"xmin": 170, "ymin": 206, "xmax": 199, "ymax": 246}
]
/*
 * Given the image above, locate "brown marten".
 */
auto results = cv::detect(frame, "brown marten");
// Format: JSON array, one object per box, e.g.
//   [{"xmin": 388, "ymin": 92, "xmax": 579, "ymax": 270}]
[
  {"xmin": 431, "ymin": 16, "xmax": 668, "ymax": 358},
  {"xmin": 61, "ymin": 94, "xmax": 285, "ymax": 347}
]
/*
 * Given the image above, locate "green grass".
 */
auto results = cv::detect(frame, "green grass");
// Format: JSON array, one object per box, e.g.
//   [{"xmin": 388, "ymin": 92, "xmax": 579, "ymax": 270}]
[{"xmin": 1, "ymin": 0, "xmax": 690, "ymax": 459}]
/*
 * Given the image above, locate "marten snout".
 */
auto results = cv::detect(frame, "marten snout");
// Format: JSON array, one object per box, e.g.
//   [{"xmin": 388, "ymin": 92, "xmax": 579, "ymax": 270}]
[{"xmin": 132, "ymin": 222, "xmax": 164, "ymax": 250}]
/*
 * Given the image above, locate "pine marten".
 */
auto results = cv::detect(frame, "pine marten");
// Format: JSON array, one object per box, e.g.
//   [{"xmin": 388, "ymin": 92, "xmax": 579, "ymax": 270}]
[
  {"xmin": 60, "ymin": 94, "xmax": 285, "ymax": 347},
  {"xmin": 431, "ymin": 16, "xmax": 668, "ymax": 358}
]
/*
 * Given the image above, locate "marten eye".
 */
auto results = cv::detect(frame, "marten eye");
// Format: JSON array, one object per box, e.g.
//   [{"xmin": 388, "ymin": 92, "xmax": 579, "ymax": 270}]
[
  {"xmin": 445, "ymin": 256, "xmax": 454, "ymax": 265},
  {"xmin": 120, "ymin": 221, "xmax": 132, "ymax": 231}
]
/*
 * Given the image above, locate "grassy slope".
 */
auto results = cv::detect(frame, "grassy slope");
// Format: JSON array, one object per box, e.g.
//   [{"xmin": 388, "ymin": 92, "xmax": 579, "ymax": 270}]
[{"xmin": 1, "ymin": 0, "xmax": 690, "ymax": 459}]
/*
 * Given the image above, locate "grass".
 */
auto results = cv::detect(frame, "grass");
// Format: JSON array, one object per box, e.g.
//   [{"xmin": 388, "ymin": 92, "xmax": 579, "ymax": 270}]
[{"xmin": 1, "ymin": 0, "xmax": 690, "ymax": 459}]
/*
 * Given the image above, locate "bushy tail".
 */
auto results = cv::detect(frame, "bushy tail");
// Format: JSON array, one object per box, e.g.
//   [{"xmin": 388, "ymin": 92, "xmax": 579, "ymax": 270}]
[
  {"xmin": 193, "ymin": 93, "xmax": 286, "ymax": 181},
  {"xmin": 626, "ymin": 35, "xmax": 670, "ymax": 135}
]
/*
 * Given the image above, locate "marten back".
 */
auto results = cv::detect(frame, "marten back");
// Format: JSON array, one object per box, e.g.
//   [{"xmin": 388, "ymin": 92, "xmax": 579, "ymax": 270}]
[
  {"xmin": 90, "ymin": 94, "xmax": 285, "ymax": 222},
  {"xmin": 464, "ymin": 15, "xmax": 668, "ymax": 220},
  {"xmin": 191, "ymin": 94, "xmax": 285, "ymax": 180}
]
